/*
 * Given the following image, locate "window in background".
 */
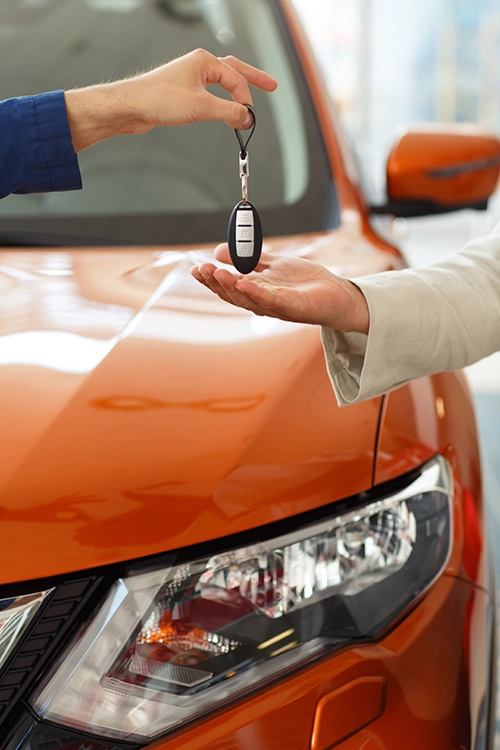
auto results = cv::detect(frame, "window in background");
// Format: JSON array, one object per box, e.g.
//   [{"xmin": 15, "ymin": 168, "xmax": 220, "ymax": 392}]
[{"xmin": 292, "ymin": 0, "xmax": 500, "ymax": 195}]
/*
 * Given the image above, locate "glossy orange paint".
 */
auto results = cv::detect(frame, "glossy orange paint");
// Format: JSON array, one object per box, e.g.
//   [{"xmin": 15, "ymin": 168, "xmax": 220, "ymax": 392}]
[
  {"xmin": 374, "ymin": 371, "xmax": 486, "ymax": 589},
  {"xmin": 386, "ymin": 125, "xmax": 500, "ymax": 207},
  {"xmin": 0, "ymin": 227, "xmax": 397, "ymax": 585},
  {"xmin": 310, "ymin": 677, "xmax": 386, "ymax": 750},
  {"xmin": 372, "ymin": 371, "xmax": 491, "ymax": 749}
]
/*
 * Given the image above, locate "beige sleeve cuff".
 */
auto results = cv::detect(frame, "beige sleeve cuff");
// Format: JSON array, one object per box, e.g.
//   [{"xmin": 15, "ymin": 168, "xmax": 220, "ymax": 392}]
[
  {"xmin": 320, "ymin": 328, "xmax": 369, "ymax": 406},
  {"xmin": 321, "ymin": 231, "xmax": 500, "ymax": 406}
]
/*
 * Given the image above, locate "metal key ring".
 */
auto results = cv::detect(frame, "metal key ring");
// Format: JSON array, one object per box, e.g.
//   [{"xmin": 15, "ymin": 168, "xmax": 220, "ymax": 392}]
[{"xmin": 234, "ymin": 104, "xmax": 256, "ymax": 157}]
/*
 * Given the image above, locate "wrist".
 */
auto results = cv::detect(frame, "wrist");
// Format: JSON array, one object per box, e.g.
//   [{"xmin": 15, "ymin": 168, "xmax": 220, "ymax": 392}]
[
  {"xmin": 322, "ymin": 278, "xmax": 370, "ymax": 335},
  {"xmin": 343, "ymin": 280, "xmax": 370, "ymax": 335},
  {"xmin": 64, "ymin": 81, "xmax": 141, "ymax": 152}
]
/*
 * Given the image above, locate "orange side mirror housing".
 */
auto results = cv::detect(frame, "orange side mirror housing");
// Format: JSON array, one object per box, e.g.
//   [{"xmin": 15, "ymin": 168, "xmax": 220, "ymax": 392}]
[{"xmin": 371, "ymin": 124, "xmax": 500, "ymax": 217}]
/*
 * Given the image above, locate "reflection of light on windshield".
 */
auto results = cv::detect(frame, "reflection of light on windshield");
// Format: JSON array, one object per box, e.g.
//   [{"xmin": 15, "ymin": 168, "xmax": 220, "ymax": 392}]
[
  {"xmin": 0, "ymin": 331, "xmax": 114, "ymax": 374},
  {"xmin": 85, "ymin": 0, "xmax": 143, "ymax": 11}
]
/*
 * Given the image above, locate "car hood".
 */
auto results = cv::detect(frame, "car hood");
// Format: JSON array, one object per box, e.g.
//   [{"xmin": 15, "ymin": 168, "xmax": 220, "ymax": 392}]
[{"xmin": 0, "ymin": 226, "xmax": 398, "ymax": 583}]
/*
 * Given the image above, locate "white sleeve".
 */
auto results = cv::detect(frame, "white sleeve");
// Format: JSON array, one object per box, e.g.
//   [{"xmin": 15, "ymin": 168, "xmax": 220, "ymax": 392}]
[{"xmin": 321, "ymin": 228, "xmax": 500, "ymax": 406}]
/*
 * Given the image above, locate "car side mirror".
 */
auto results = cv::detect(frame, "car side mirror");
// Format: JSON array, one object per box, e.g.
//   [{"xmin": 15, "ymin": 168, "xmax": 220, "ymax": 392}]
[{"xmin": 370, "ymin": 124, "xmax": 500, "ymax": 217}]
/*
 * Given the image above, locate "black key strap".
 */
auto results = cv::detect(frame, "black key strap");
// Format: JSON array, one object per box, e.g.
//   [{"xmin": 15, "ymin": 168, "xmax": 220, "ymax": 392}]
[{"xmin": 234, "ymin": 104, "xmax": 257, "ymax": 158}]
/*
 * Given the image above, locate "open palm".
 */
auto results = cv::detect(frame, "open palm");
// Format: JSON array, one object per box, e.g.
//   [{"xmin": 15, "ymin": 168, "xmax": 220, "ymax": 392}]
[{"xmin": 190, "ymin": 244, "xmax": 369, "ymax": 334}]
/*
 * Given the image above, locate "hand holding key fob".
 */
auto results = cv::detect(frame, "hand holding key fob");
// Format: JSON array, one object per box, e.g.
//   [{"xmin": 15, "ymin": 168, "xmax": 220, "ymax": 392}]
[{"xmin": 227, "ymin": 105, "xmax": 263, "ymax": 274}]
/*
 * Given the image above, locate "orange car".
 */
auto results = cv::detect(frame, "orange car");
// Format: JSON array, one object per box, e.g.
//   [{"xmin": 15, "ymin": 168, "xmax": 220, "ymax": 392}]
[{"xmin": 0, "ymin": 1, "xmax": 497, "ymax": 749}]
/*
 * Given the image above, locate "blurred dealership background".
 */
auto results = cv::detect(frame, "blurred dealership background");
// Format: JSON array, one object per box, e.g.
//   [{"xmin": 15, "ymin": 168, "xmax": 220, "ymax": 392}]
[
  {"xmin": 291, "ymin": 0, "xmax": 500, "ymax": 505},
  {"xmin": 292, "ymin": 0, "xmax": 500, "ymax": 738},
  {"xmin": 292, "ymin": 0, "xmax": 500, "ymax": 191}
]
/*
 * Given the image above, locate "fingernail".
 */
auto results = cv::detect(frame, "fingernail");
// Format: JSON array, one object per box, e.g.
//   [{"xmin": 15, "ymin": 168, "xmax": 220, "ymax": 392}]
[{"xmin": 242, "ymin": 111, "xmax": 253, "ymax": 129}]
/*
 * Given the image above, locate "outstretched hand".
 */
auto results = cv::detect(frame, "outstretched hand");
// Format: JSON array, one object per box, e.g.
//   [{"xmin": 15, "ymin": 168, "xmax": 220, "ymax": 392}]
[
  {"xmin": 191, "ymin": 244, "xmax": 370, "ymax": 334},
  {"xmin": 65, "ymin": 49, "xmax": 278, "ymax": 152}
]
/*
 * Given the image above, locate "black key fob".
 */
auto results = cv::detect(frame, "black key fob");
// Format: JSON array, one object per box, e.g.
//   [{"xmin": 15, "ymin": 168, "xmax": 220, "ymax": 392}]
[{"xmin": 227, "ymin": 200, "xmax": 262, "ymax": 274}]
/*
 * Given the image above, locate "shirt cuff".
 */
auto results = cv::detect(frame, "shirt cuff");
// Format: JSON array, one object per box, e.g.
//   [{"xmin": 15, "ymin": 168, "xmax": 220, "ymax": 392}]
[
  {"xmin": 321, "ymin": 327, "xmax": 368, "ymax": 406},
  {"xmin": 31, "ymin": 91, "xmax": 82, "ymax": 193},
  {"xmin": 321, "ymin": 274, "xmax": 418, "ymax": 406},
  {"xmin": 1, "ymin": 91, "xmax": 83, "ymax": 197}
]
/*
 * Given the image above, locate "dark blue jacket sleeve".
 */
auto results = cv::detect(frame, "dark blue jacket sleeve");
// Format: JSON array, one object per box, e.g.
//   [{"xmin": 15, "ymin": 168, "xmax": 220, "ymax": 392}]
[{"xmin": 0, "ymin": 90, "xmax": 82, "ymax": 199}]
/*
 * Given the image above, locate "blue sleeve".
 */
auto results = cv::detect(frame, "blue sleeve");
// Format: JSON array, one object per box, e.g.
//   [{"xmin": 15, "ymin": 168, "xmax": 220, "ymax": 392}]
[{"xmin": 0, "ymin": 90, "xmax": 82, "ymax": 199}]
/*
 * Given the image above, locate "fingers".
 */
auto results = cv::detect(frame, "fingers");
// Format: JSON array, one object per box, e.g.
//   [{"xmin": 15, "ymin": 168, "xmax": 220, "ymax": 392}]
[
  {"xmin": 191, "ymin": 262, "xmax": 263, "ymax": 312},
  {"xmin": 191, "ymin": 243, "xmax": 279, "ymax": 314},
  {"xmin": 212, "ymin": 269, "xmax": 265, "ymax": 312},
  {"xmin": 214, "ymin": 243, "xmax": 271, "ymax": 271},
  {"xmin": 203, "ymin": 54, "xmax": 253, "ymax": 105},
  {"xmin": 194, "ymin": 49, "xmax": 277, "ymax": 101},
  {"xmin": 199, "ymin": 51, "xmax": 277, "ymax": 129},
  {"xmin": 190, "ymin": 263, "xmax": 241, "ymax": 307},
  {"xmin": 220, "ymin": 55, "xmax": 278, "ymax": 93},
  {"xmin": 214, "ymin": 243, "xmax": 231, "ymax": 264},
  {"xmin": 190, "ymin": 264, "xmax": 212, "ymax": 290},
  {"xmin": 205, "ymin": 52, "xmax": 277, "ymax": 101},
  {"xmin": 199, "ymin": 95, "xmax": 254, "ymax": 130},
  {"xmin": 232, "ymin": 278, "xmax": 287, "ymax": 318}
]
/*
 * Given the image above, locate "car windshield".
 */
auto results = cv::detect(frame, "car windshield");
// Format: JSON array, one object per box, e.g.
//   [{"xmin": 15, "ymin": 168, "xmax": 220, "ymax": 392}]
[{"xmin": 0, "ymin": 0, "xmax": 336, "ymax": 246}]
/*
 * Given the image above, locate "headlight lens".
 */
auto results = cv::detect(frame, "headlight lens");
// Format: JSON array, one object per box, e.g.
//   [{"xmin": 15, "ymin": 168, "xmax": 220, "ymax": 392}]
[{"xmin": 32, "ymin": 455, "xmax": 452, "ymax": 742}]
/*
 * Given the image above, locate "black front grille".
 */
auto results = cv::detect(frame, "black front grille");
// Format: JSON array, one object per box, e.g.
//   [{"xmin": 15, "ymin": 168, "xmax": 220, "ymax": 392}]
[{"xmin": 0, "ymin": 576, "xmax": 107, "ymax": 730}]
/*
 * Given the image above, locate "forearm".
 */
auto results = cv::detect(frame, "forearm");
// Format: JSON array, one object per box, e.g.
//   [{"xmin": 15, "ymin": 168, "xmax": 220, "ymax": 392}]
[
  {"xmin": 64, "ymin": 82, "xmax": 140, "ymax": 153},
  {"xmin": 64, "ymin": 49, "xmax": 277, "ymax": 153}
]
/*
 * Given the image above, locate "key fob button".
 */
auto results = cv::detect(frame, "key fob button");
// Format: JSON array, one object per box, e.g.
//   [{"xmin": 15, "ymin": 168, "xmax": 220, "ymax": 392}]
[
  {"xmin": 236, "ymin": 209, "xmax": 253, "ymax": 226},
  {"xmin": 236, "ymin": 242, "xmax": 254, "ymax": 257},
  {"xmin": 236, "ymin": 225, "xmax": 254, "ymax": 242}
]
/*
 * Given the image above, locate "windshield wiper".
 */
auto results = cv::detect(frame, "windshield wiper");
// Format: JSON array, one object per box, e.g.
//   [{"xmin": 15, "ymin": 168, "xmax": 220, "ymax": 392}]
[{"xmin": 0, "ymin": 232, "xmax": 59, "ymax": 247}]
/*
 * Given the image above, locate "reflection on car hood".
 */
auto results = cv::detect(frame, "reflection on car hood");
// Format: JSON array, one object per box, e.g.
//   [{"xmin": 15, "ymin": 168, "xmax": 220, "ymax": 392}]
[{"xmin": 0, "ymin": 229, "xmax": 397, "ymax": 583}]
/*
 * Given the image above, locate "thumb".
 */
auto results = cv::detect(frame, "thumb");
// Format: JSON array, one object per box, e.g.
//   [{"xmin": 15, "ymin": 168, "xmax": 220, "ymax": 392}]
[
  {"xmin": 214, "ymin": 242, "xmax": 232, "ymax": 263},
  {"xmin": 214, "ymin": 243, "xmax": 271, "ymax": 273},
  {"xmin": 202, "ymin": 96, "xmax": 253, "ymax": 129}
]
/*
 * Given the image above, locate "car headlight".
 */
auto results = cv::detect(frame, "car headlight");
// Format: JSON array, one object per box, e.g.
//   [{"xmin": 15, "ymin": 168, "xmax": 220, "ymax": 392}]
[{"xmin": 32, "ymin": 455, "xmax": 452, "ymax": 742}]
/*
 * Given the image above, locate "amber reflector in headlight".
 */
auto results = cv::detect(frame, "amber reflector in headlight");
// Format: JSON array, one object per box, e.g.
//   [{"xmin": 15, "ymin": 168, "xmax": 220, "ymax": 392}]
[{"xmin": 32, "ymin": 456, "xmax": 452, "ymax": 742}]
